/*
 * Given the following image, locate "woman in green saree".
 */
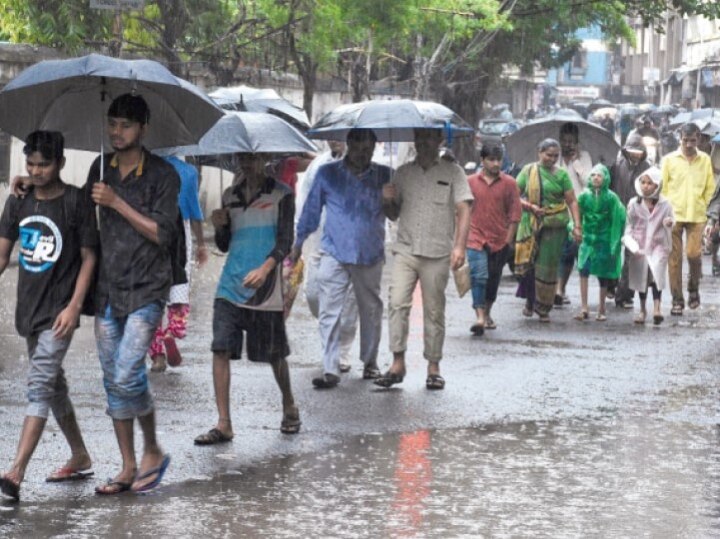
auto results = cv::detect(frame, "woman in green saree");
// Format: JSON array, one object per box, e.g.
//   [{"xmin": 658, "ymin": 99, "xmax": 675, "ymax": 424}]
[{"xmin": 515, "ymin": 138, "xmax": 582, "ymax": 321}]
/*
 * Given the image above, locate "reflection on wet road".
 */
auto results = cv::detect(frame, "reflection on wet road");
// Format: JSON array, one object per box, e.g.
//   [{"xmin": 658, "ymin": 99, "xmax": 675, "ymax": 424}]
[{"xmin": 4, "ymin": 418, "xmax": 720, "ymax": 537}]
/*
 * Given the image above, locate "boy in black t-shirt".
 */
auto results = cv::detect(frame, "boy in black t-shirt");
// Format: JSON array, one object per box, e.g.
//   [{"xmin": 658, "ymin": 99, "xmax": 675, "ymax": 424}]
[{"xmin": 0, "ymin": 131, "xmax": 98, "ymax": 502}]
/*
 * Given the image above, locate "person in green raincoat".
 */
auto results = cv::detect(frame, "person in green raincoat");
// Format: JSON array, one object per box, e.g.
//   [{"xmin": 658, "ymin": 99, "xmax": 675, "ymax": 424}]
[{"xmin": 574, "ymin": 164, "xmax": 626, "ymax": 322}]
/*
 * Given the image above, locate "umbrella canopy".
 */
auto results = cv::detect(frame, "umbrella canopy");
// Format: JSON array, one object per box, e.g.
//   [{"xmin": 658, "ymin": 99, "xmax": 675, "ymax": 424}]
[
  {"xmin": 669, "ymin": 108, "xmax": 719, "ymax": 128},
  {"xmin": 0, "ymin": 53, "xmax": 223, "ymax": 151},
  {"xmin": 618, "ymin": 105, "xmax": 641, "ymax": 118},
  {"xmin": 588, "ymin": 99, "xmax": 613, "ymax": 112},
  {"xmin": 592, "ymin": 107, "xmax": 617, "ymax": 120},
  {"xmin": 156, "ymin": 111, "xmax": 317, "ymax": 159},
  {"xmin": 307, "ymin": 99, "xmax": 475, "ymax": 142},
  {"xmin": 695, "ymin": 118, "xmax": 720, "ymax": 137},
  {"xmin": 713, "ymin": 133, "xmax": 720, "ymax": 144},
  {"xmin": 505, "ymin": 116, "xmax": 620, "ymax": 167},
  {"xmin": 654, "ymin": 104, "xmax": 678, "ymax": 115},
  {"xmin": 209, "ymin": 85, "xmax": 310, "ymax": 130}
]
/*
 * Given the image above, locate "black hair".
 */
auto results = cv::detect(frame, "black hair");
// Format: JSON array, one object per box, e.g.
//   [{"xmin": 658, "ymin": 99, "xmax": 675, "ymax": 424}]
[
  {"xmin": 346, "ymin": 128, "xmax": 377, "ymax": 144},
  {"xmin": 559, "ymin": 122, "xmax": 579, "ymax": 140},
  {"xmin": 108, "ymin": 93, "xmax": 150, "ymax": 124},
  {"xmin": 680, "ymin": 122, "xmax": 701, "ymax": 137},
  {"xmin": 480, "ymin": 143, "xmax": 504, "ymax": 160},
  {"xmin": 537, "ymin": 138, "xmax": 560, "ymax": 152},
  {"xmin": 23, "ymin": 130, "xmax": 64, "ymax": 162}
]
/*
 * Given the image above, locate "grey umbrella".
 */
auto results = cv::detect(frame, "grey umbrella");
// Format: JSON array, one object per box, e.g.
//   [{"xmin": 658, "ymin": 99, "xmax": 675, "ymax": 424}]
[
  {"xmin": 0, "ymin": 53, "xmax": 223, "ymax": 151},
  {"xmin": 307, "ymin": 99, "xmax": 475, "ymax": 142},
  {"xmin": 155, "ymin": 111, "xmax": 317, "ymax": 169},
  {"xmin": 209, "ymin": 85, "xmax": 310, "ymax": 131},
  {"xmin": 505, "ymin": 115, "xmax": 620, "ymax": 167},
  {"xmin": 669, "ymin": 108, "xmax": 719, "ymax": 128}
]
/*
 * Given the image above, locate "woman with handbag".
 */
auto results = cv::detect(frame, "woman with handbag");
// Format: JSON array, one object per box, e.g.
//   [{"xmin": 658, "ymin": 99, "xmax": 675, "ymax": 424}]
[{"xmin": 514, "ymin": 138, "xmax": 582, "ymax": 322}]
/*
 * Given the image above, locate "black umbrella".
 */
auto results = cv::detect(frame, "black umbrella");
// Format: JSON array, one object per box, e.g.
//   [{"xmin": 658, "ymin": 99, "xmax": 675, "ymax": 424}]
[
  {"xmin": 209, "ymin": 85, "xmax": 310, "ymax": 131},
  {"xmin": 0, "ymin": 53, "xmax": 223, "ymax": 152}
]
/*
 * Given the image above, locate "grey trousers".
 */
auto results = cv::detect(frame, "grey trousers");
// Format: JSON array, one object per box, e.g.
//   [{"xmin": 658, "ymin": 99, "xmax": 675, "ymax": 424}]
[
  {"xmin": 317, "ymin": 254, "xmax": 383, "ymax": 376},
  {"xmin": 305, "ymin": 249, "xmax": 359, "ymax": 365}
]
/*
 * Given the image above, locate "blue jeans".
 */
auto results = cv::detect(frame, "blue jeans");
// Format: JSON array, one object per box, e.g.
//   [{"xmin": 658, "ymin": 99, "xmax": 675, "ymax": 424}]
[
  {"xmin": 467, "ymin": 248, "xmax": 489, "ymax": 309},
  {"xmin": 95, "ymin": 301, "xmax": 163, "ymax": 420}
]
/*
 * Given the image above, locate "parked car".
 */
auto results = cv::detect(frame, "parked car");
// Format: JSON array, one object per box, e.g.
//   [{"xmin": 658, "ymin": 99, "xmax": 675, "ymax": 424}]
[{"xmin": 475, "ymin": 118, "xmax": 522, "ymax": 151}]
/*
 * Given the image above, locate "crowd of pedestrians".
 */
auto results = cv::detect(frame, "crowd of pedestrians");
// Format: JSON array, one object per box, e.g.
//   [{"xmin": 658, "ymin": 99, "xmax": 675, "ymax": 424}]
[{"xmin": 0, "ymin": 91, "xmax": 717, "ymax": 504}]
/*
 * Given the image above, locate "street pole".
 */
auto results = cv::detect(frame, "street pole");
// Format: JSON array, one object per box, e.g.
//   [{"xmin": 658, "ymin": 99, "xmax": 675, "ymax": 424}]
[{"xmin": 110, "ymin": 5, "xmax": 123, "ymax": 57}]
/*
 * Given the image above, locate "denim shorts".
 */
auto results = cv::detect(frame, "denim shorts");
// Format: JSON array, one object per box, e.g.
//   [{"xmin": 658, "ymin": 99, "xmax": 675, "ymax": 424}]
[
  {"xmin": 95, "ymin": 301, "xmax": 163, "ymax": 420},
  {"xmin": 212, "ymin": 299, "xmax": 289, "ymax": 363}
]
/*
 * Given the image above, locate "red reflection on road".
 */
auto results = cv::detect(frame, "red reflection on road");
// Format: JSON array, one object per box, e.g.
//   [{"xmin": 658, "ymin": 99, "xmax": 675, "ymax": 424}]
[{"xmin": 391, "ymin": 430, "xmax": 432, "ymax": 536}]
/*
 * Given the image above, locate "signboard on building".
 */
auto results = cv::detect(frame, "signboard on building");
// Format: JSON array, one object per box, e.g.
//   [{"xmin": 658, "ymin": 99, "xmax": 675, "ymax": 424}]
[
  {"xmin": 556, "ymin": 86, "xmax": 600, "ymax": 99},
  {"xmin": 90, "ymin": 0, "xmax": 144, "ymax": 9}
]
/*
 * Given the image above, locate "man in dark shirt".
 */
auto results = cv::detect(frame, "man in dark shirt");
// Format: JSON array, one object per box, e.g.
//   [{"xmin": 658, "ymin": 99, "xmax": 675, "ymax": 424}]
[
  {"xmin": 88, "ymin": 94, "xmax": 178, "ymax": 495},
  {"xmin": 0, "ymin": 131, "xmax": 97, "ymax": 502}
]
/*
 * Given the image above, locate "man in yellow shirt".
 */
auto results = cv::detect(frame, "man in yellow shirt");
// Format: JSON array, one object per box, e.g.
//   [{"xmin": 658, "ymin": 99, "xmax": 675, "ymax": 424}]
[{"xmin": 661, "ymin": 122, "xmax": 716, "ymax": 315}]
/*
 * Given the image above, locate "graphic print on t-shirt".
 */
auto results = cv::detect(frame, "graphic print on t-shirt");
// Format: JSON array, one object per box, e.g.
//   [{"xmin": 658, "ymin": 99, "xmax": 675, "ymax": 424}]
[{"xmin": 18, "ymin": 215, "xmax": 63, "ymax": 273}]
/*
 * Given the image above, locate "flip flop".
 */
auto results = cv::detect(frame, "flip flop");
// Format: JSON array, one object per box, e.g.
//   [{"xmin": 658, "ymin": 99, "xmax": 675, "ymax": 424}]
[
  {"xmin": 132, "ymin": 454, "xmax": 171, "ymax": 493},
  {"xmin": 426, "ymin": 374, "xmax": 445, "ymax": 390},
  {"xmin": 470, "ymin": 323, "xmax": 484, "ymax": 336},
  {"xmin": 574, "ymin": 311, "xmax": 589, "ymax": 321},
  {"xmin": 670, "ymin": 303, "xmax": 684, "ymax": 316},
  {"xmin": 373, "ymin": 371, "xmax": 405, "ymax": 388},
  {"xmin": 95, "ymin": 479, "xmax": 132, "ymax": 496},
  {"xmin": 194, "ymin": 428, "xmax": 233, "ymax": 445},
  {"xmin": 596, "ymin": 313, "xmax": 607, "ymax": 322},
  {"xmin": 634, "ymin": 313, "xmax": 646, "ymax": 325},
  {"xmin": 280, "ymin": 409, "xmax": 302, "ymax": 434},
  {"xmin": 653, "ymin": 314, "xmax": 664, "ymax": 325},
  {"xmin": 485, "ymin": 319, "xmax": 497, "ymax": 330},
  {"xmin": 46, "ymin": 466, "xmax": 94, "ymax": 483},
  {"xmin": 0, "ymin": 474, "xmax": 20, "ymax": 502}
]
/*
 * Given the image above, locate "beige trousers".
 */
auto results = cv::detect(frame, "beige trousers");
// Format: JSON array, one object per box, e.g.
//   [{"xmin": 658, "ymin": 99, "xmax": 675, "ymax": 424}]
[
  {"xmin": 669, "ymin": 221, "xmax": 705, "ymax": 305},
  {"xmin": 388, "ymin": 252, "xmax": 450, "ymax": 362}
]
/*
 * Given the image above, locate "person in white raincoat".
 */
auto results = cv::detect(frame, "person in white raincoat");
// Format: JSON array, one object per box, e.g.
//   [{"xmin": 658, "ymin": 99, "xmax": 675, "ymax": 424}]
[{"xmin": 623, "ymin": 167, "xmax": 674, "ymax": 325}]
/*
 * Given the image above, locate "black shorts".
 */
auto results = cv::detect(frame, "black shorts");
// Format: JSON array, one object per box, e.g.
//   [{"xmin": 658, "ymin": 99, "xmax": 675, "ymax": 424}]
[{"xmin": 211, "ymin": 299, "xmax": 289, "ymax": 363}]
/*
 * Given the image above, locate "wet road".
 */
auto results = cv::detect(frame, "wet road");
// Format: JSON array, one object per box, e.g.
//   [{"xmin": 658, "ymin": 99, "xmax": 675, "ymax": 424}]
[{"xmin": 1, "ymin": 248, "xmax": 719, "ymax": 537}]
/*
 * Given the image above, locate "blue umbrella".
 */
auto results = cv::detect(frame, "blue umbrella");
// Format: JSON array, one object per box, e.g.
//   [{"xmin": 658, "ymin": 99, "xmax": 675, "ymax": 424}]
[
  {"xmin": 713, "ymin": 133, "xmax": 720, "ymax": 143},
  {"xmin": 0, "ymin": 53, "xmax": 223, "ymax": 151},
  {"xmin": 308, "ymin": 99, "xmax": 474, "ymax": 142}
]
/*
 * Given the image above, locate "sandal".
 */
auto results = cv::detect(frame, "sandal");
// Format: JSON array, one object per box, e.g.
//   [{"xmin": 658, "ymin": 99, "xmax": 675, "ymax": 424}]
[
  {"xmin": 280, "ymin": 408, "xmax": 302, "ymax": 434},
  {"xmin": 132, "ymin": 454, "xmax": 171, "ymax": 493},
  {"xmin": 653, "ymin": 314, "xmax": 664, "ymax": 325},
  {"xmin": 194, "ymin": 428, "xmax": 233, "ymax": 445},
  {"xmin": 426, "ymin": 374, "xmax": 445, "ymax": 390},
  {"xmin": 373, "ymin": 371, "xmax": 405, "ymax": 388},
  {"xmin": 522, "ymin": 307, "xmax": 533, "ymax": 318},
  {"xmin": 534, "ymin": 308, "xmax": 550, "ymax": 323},
  {"xmin": 46, "ymin": 465, "xmax": 94, "ymax": 483},
  {"xmin": 470, "ymin": 323, "xmax": 484, "ymax": 336},
  {"xmin": 485, "ymin": 318, "xmax": 497, "ymax": 330},
  {"xmin": 670, "ymin": 303, "xmax": 684, "ymax": 316},
  {"xmin": 596, "ymin": 313, "xmax": 607, "ymax": 322},
  {"xmin": 633, "ymin": 312, "xmax": 646, "ymax": 325},
  {"xmin": 574, "ymin": 311, "xmax": 589, "ymax": 321},
  {"xmin": 0, "ymin": 474, "xmax": 20, "ymax": 502},
  {"xmin": 95, "ymin": 479, "xmax": 132, "ymax": 496},
  {"xmin": 688, "ymin": 292, "xmax": 700, "ymax": 310}
]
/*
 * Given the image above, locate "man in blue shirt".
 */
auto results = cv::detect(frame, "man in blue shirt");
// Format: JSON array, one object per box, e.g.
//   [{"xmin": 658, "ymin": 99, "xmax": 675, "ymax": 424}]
[{"xmin": 292, "ymin": 129, "xmax": 392, "ymax": 388}]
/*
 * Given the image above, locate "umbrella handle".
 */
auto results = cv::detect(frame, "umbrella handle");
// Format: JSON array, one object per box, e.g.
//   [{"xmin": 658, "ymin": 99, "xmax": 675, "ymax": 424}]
[{"xmin": 444, "ymin": 120, "xmax": 453, "ymax": 146}]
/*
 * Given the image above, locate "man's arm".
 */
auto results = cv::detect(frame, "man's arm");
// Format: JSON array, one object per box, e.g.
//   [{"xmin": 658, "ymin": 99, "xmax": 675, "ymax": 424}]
[
  {"xmin": 52, "ymin": 246, "xmax": 97, "ymax": 338},
  {"xmin": 290, "ymin": 171, "xmax": 324, "ymax": 261},
  {"xmin": 0, "ymin": 237, "xmax": 14, "ymax": 277},
  {"xmin": 451, "ymin": 201, "xmax": 471, "ymax": 270},
  {"xmin": 382, "ymin": 183, "xmax": 401, "ymax": 221},
  {"xmin": 91, "ymin": 183, "xmax": 162, "ymax": 243},
  {"xmin": 244, "ymin": 194, "xmax": 294, "ymax": 289},
  {"xmin": 190, "ymin": 219, "xmax": 208, "ymax": 266}
]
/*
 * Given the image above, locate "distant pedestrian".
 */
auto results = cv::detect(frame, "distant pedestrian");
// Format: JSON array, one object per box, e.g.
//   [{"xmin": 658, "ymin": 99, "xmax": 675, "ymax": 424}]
[
  {"xmin": 609, "ymin": 133, "xmax": 651, "ymax": 309},
  {"xmin": 148, "ymin": 156, "xmax": 208, "ymax": 373},
  {"xmin": 195, "ymin": 152, "xmax": 301, "ymax": 443},
  {"xmin": 375, "ymin": 128, "xmax": 472, "ymax": 390},
  {"xmin": 661, "ymin": 122, "xmax": 715, "ymax": 315},
  {"xmin": 466, "ymin": 143, "xmax": 521, "ymax": 334},
  {"xmin": 555, "ymin": 122, "xmax": 593, "ymax": 306},
  {"xmin": 623, "ymin": 167, "xmax": 674, "ymax": 325},
  {"xmin": 0, "ymin": 131, "xmax": 97, "ymax": 502},
  {"xmin": 573, "ymin": 164, "xmax": 626, "ymax": 322},
  {"xmin": 293, "ymin": 129, "xmax": 391, "ymax": 389}
]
